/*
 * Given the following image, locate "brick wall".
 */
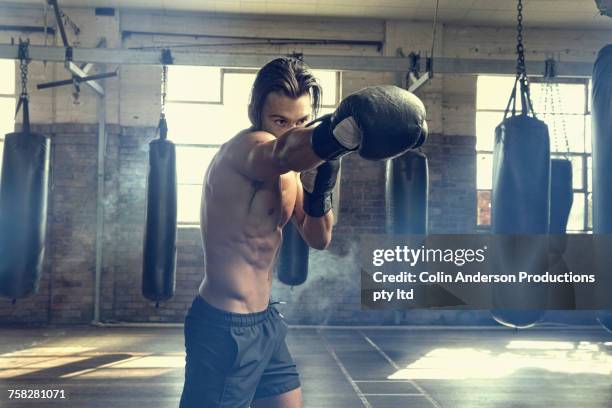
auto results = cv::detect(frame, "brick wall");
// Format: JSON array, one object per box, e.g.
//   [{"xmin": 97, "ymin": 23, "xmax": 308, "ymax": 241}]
[
  {"xmin": 0, "ymin": 124, "xmax": 599, "ymax": 326},
  {"xmin": 0, "ymin": 124, "xmax": 480, "ymax": 324}
]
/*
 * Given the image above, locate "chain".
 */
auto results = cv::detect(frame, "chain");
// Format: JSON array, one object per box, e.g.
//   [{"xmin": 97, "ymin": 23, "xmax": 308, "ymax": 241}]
[
  {"xmin": 516, "ymin": 0, "xmax": 525, "ymax": 76},
  {"xmin": 160, "ymin": 65, "xmax": 168, "ymax": 117},
  {"xmin": 547, "ymin": 81, "xmax": 559, "ymax": 153},
  {"xmin": 18, "ymin": 40, "xmax": 30, "ymax": 99},
  {"xmin": 539, "ymin": 76, "xmax": 558, "ymax": 151},
  {"xmin": 554, "ymin": 82, "xmax": 571, "ymax": 156}
]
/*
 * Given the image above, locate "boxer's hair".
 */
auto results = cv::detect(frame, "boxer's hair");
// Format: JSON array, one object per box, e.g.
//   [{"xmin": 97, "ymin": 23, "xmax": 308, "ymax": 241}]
[{"xmin": 248, "ymin": 57, "xmax": 322, "ymax": 129}]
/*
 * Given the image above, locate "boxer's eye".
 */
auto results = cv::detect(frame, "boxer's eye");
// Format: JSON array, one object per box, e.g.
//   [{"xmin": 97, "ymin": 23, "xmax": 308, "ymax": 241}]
[
  {"xmin": 274, "ymin": 119, "xmax": 287, "ymax": 127},
  {"xmin": 297, "ymin": 118, "xmax": 307, "ymax": 126}
]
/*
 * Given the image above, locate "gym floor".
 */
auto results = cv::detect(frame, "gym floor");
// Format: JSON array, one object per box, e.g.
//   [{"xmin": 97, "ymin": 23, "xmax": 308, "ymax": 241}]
[{"xmin": 1, "ymin": 326, "xmax": 610, "ymax": 408}]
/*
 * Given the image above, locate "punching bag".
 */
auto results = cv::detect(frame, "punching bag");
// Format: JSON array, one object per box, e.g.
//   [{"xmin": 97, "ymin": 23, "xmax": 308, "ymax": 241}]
[
  {"xmin": 0, "ymin": 96, "xmax": 51, "ymax": 299},
  {"xmin": 385, "ymin": 150, "xmax": 428, "ymax": 235},
  {"xmin": 491, "ymin": 76, "xmax": 550, "ymax": 328},
  {"xmin": 592, "ymin": 44, "xmax": 612, "ymax": 330},
  {"xmin": 592, "ymin": 45, "xmax": 612, "ymax": 235},
  {"xmin": 277, "ymin": 221, "xmax": 309, "ymax": 286},
  {"xmin": 548, "ymin": 158, "xmax": 575, "ymax": 309},
  {"xmin": 549, "ymin": 159, "xmax": 573, "ymax": 235},
  {"xmin": 142, "ymin": 117, "xmax": 177, "ymax": 303},
  {"xmin": 492, "ymin": 114, "xmax": 550, "ymax": 233}
]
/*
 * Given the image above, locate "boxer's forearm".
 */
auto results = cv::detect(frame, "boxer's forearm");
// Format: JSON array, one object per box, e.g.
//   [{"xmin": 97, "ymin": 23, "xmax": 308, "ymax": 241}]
[
  {"xmin": 301, "ymin": 211, "xmax": 333, "ymax": 250},
  {"xmin": 273, "ymin": 127, "xmax": 324, "ymax": 172}
]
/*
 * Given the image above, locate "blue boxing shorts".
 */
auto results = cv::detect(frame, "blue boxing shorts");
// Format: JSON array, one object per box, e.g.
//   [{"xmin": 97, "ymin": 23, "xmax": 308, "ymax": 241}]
[{"xmin": 179, "ymin": 295, "xmax": 300, "ymax": 407}]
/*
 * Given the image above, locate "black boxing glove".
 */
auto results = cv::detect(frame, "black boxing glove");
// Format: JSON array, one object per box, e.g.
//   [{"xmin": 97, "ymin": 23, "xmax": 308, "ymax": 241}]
[
  {"xmin": 300, "ymin": 159, "xmax": 340, "ymax": 217},
  {"xmin": 310, "ymin": 85, "xmax": 427, "ymax": 161}
]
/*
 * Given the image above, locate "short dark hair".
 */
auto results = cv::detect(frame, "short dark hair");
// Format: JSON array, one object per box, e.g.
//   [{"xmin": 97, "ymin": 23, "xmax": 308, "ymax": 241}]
[{"xmin": 248, "ymin": 57, "xmax": 322, "ymax": 129}]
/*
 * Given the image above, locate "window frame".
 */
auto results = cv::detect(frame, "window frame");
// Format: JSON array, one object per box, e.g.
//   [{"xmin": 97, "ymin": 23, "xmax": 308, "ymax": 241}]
[
  {"xmin": 169, "ymin": 67, "xmax": 342, "ymax": 227},
  {"xmin": 0, "ymin": 59, "xmax": 16, "ymax": 179}
]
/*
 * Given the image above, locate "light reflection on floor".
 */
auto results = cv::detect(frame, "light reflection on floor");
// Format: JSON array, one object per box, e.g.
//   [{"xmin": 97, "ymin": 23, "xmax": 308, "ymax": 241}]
[
  {"xmin": 0, "ymin": 346, "xmax": 185, "ymax": 379},
  {"xmin": 388, "ymin": 340, "xmax": 611, "ymax": 380}
]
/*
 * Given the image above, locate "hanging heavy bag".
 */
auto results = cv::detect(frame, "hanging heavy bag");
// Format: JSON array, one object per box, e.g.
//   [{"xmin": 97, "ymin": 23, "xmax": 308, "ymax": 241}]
[
  {"xmin": 491, "ymin": 95, "xmax": 550, "ymax": 326},
  {"xmin": 592, "ymin": 45, "xmax": 612, "ymax": 235},
  {"xmin": 490, "ymin": 1, "xmax": 549, "ymax": 327},
  {"xmin": 276, "ymin": 221, "xmax": 309, "ymax": 286},
  {"xmin": 548, "ymin": 159, "xmax": 572, "ymax": 254},
  {"xmin": 0, "ymin": 98, "xmax": 51, "ymax": 299},
  {"xmin": 0, "ymin": 43, "xmax": 51, "ymax": 300},
  {"xmin": 592, "ymin": 44, "xmax": 612, "ymax": 330},
  {"xmin": 385, "ymin": 150, "xmax": 429, "ymax": 235},
  {"xmin": 492, "ymin": 112, "xmax": 550, "ymax": 234},
  {"xmin": 142, "ymin": 113, "xmax": 177, "ymax": 303},
  {"xmin": 547, "ymin": 158, "xmax": 575, "ymax": 309}
]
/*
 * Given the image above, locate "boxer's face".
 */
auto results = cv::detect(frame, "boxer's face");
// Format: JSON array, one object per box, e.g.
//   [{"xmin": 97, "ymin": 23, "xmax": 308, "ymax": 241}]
[{"xmin": 261, "ymin": 91, "xmax": 312, "ymax": 137}]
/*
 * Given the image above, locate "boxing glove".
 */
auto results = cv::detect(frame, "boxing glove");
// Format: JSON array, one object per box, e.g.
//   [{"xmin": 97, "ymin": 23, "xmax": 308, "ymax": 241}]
[
  {"xmin": 300, "ymin": 159, "xmax": 340, "ymax": 217},
  {"xmin": 310, "ymin": 85, "xmax": 427, "ymax": 161}
]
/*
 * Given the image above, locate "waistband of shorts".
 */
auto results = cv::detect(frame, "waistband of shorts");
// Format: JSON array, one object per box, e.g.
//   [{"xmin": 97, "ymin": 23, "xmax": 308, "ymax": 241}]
[{"xmin": 190, "ymin": 295, "xmax": 274, "ymax": 327}]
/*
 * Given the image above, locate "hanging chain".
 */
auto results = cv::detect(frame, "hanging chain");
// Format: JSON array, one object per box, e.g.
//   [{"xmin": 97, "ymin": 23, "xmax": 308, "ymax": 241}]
[
  {"xmin": 516, "ymin": 0, "xmax": 525, "ymax": 77},
  {"xmin": 514, "ymin": 0, "xmax": 537, "ymax": 116},
  {"xmin": 547, "ymin": 82, "xmax": 560, "ymax": 153},
  {"xmin": 160, "ymin": 64, "xmax": 168, "ymax": 118},
  {"xmin": 554, "ymin": 82, "xmax": 571, "ymax": 156},
  {"xmin": 18, "ymin": 40, "xmax": 30, "ymax": 99}
]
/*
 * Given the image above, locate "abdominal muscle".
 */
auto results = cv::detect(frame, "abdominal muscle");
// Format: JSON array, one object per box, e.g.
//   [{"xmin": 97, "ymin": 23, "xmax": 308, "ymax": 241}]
[{"xmin": 198, "ymin": 145, "xmax": 297, "ymax": 314}]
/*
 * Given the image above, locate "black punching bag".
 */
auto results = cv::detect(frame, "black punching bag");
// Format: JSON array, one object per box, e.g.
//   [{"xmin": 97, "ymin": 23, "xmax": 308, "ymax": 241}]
[
  {"xmin": 492, "ymin": 115, "xmax": 550, "ymax": 234},
  {"xmin": 548, "ymin": 158, "xmax": 575, "ymax": 309},
  {"xmin": 592, "ymin": 45, "xmax": 612, "ymax": 235},
  {"xmin": 549, "ymin": 159, "xmax": 573, "ymax": 235},
  {"xmin": 385, "ymin": 150, "xmax": 428, "ymax": 235},
  {"xmin": 490, "ymin": 77, "xmax": 550, "ymax": 328},
  {"xmin": 592, "ymin": 44, "xmax": 612, "ymax": 331},
  {"xmin": 142, "ymin": 118, "xmax": 177, "ymax": 303},
  {"xmin": 0, "ymin": 96, "xmax": 50, "ymax": 299},
  {"xmin": 277, "ymin": 221, "xmax": 309, "ymax": 286}
]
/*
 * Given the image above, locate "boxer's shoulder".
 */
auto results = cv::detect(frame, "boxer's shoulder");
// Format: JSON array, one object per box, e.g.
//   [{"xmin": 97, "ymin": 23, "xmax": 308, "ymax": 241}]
[{"xmin": 230, "ymin": 128, "xmax": 276, "ymax": 147}]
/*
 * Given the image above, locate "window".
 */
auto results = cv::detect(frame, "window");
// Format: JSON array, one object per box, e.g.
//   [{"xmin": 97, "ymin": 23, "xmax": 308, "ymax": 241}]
[
  {"xmin": 0, "ymin": 59, "xmax": 16, "ymax": 179},
  {"xmin": 476, "ymin": 75, "xmax": 592, "ymax": 232},
  {"xmin": 166, "ymin": 66, "xmax": 340, "ymax": 225}
]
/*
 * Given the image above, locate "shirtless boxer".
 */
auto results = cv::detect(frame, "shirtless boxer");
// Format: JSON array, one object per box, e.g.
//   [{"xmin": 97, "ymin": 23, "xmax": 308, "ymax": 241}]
[{"xmin": 179, "ymin": 57, "xmax": 427, "ymax": 408}]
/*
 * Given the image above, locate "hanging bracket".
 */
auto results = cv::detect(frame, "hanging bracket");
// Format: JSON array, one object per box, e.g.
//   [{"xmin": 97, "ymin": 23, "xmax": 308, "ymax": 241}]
[
  {"xmin": 160, "ymin": 48, "xmax": 174, "ymax": 65},
  {"xmin": 544, "ymin": 58, "xmax": 557, "ymax": 80},
  {"xmin": 401, "ymin": 50, "xmax": 432, "ymax": 93},
  {"xmin": 38, "ymin": 0, "xmax": 113, "ymax": 96}
]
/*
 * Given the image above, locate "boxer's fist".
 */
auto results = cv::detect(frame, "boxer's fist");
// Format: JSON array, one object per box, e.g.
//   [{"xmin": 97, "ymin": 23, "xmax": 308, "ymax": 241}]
[
  {"xmin": 300, "ymin": 159, "xmax": 340, "ymax": 217},
  {"xmin": 310, "ymin": 85, "xmax": 427, "ymax": 160}
]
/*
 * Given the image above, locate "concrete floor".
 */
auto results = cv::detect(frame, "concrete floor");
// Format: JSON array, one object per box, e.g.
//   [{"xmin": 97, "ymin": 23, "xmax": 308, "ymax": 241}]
[{"xmin": 0, "ymin": 326, "xmax": 610, "ymax": 407}]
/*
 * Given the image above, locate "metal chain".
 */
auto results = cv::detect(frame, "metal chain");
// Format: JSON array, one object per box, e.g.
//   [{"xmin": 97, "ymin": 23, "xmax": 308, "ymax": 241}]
[
  {"xmin": 539, "ymin": 79, "xmax": 554, "ymax": 152},
  {"xmin": 18, "ymin": 40, "xmax": 30, "ymax": 98},
  {"xmin": 547, "ymin": 81, "xmax": 560, "ymax": 153},
  {"xmin": 554, "ymin": 82, "xmax": 571, "ymax": 156},
  {"xmin": 160, "ymin": 65, "xmax": 168, "ymax": 117},
  {"xmin": 516, "ymin": 0, "xmax": 525, "ymax": 76}
]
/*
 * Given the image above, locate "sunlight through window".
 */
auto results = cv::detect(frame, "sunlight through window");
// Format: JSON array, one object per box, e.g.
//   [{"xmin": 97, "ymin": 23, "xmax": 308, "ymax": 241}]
[{"xmin": 165, "ymin": 67, "xmax": 339, "ymax": 225}]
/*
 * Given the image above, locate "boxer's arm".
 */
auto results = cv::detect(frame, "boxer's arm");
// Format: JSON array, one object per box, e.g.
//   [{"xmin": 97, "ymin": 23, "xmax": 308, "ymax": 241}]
[
  {"xmin": 227, "ymin": 128, "xmax": 324, "ymax": 182},
  {"xmin": 292, "ymin": 180, "xmax": 333, "ymax": 250}
]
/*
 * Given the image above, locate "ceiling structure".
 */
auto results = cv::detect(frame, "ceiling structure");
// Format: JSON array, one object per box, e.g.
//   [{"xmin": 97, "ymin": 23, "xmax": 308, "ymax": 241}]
[{"xmin": 0, "ymin": 0, "xmax": 611, "ymax": 29}]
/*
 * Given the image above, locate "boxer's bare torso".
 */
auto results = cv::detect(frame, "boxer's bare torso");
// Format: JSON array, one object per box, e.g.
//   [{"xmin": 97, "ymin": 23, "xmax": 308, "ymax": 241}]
[
  {"xmin": 198, "ymin": 131, "xmax": 301, "ymax": 313},
  {"xmin": 197, "ymin": 91, "xmax": 332, "ymax": 318}
]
